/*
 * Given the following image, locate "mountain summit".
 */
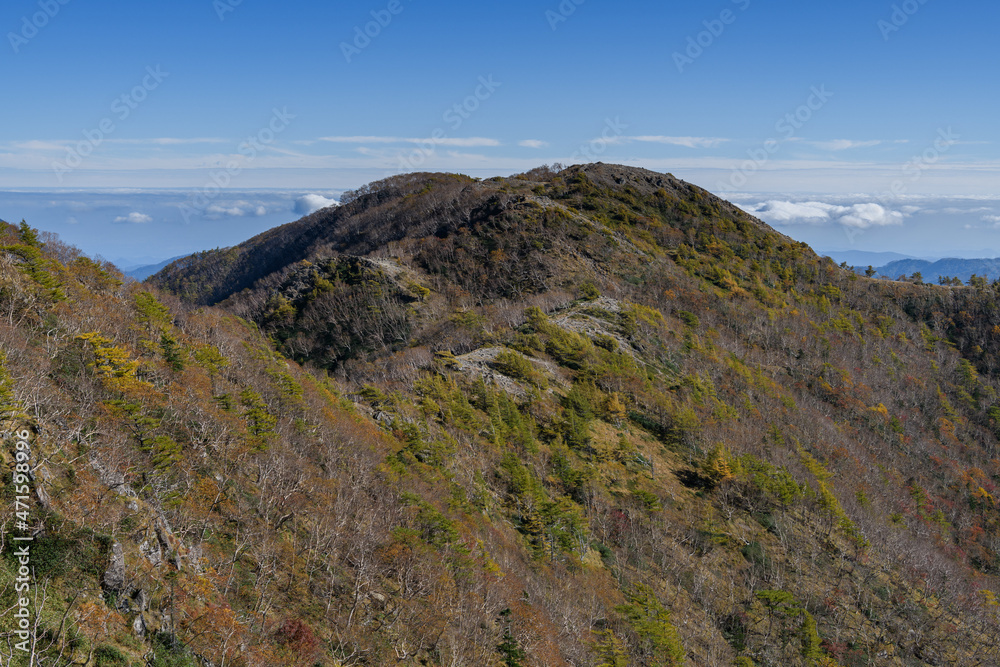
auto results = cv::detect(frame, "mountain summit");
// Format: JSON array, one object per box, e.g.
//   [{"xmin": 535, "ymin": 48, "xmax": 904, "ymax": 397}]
[{"xmin": 150, "ymin": 163, "xmax": 782, "ymax": 307}]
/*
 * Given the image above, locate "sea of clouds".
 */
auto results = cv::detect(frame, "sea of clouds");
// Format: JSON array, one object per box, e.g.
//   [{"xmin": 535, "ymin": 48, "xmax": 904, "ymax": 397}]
[
  {"xmin": 0, "ymin": 189, "xmax": 340, "ymax": 269},
  {"xmin": 4, "ymin": 188, "xmax": 1000, "ymax": 272},
  {"xmin": 728, "ymin": 193, "xmax": 1000, "ymax": 259}
]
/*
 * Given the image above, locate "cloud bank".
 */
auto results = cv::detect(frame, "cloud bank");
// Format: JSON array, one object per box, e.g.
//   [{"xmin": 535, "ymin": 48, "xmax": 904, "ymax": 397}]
[
  {"xmin": 204, "ymin": 202, "xmax": 268, "ymax": 220},
  {"xmin": 319, "ymin": 136, "xmax": 501, "ymax": 147},
  {"xmin": 744, "ymin": 200, "xmax": 905, "ymax": 229},
  {"xmin": 294, "ymin": 194, "xmax": 339, "ymax": 216},
  {"xmin": 809, "ymin": 139, "xmax": 884, "ymax": 151},
  {"xmin": 605, "ymin": 136, "xmax": 729, "ymax": 149},
  {"xmin": 113, "ymin": 212, "xmax": 153, "ymax": 224}
]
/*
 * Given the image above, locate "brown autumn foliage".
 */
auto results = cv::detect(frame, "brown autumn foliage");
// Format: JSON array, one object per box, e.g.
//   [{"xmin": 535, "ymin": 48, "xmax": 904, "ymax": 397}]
[{"xmin": 2, "ymin": 165, "xmax": 1000, "ymax": 665}]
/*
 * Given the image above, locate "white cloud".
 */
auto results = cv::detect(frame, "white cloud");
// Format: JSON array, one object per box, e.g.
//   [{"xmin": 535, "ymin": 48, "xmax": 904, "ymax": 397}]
[
  {"xmin": 113, "ymin": 212, "xmax": 153, "ymax": 224},
  {"xmin": 12, "ymin": 140, "xmax": 69, "ymax": 151},
  {"xmin": 810, "ymin": 139, "xmax": 883, "ymax": 151},
  {"xmin": 901, "ymin": 205, "xmax": 922, "ymax": 214},
  {"xmin": 939, "ymin": 206, "xmax": 995, "ymax": 215},
  {"xmin": 744, "ymin": 200, "xmax": 904, "ymax": 229},
  {"xmin": 204, "ymin": 202, "xmax": 268, "ymax": 220},
  {"xmin": 984, "ymin": 215, "xmax": 1000, "ymax": 226},
  {"xmin": 294, "ymin": 194, "xmax": 338, "ymax": 216},
  {"xmin": 107, "ymin": 138, "xmax": 228, "ymax": 145},
  {"xmin": 11, "ymin": 138, "xmax": 227, "ymax": 150},
  {"xmin": 838, "ymin": 203, "xmax": 904, "ymax": 228},
  {"xmin": 519, "ymin": 139, "xmax": 548, "ymax": 149},
  {"xmin": 319, "ymin": 136, "xmax": 406, "ymax": 144},
  {"xmin": 746, "ymin": 201, "xmax": 833, "ymax": 223},
  {"xmin": 319, "ymin": 136, "xmax": 501, "ymax": 147},
  {"xmin": 446, "ymin": 150, "xmax": 490, "ymax": 162},
  {"xmin": 606, "ymin": 136, "xmax": 729, "ymax": 148}
]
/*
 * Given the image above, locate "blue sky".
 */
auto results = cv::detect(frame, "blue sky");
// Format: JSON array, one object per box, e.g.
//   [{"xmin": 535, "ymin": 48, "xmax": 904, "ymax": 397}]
[{"xmin": 2, "ymin": 0, "xmax": 999, "ymax": 264}]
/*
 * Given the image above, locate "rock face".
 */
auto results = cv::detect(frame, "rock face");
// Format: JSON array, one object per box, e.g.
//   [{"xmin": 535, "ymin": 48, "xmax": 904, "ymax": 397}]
[
  {"xmin": 103, "ymin": 541, "xmax": 127, "ymax": 593},
  {"xmin": 104, "ymin": 542, "xmax": 151, "ymax": 616}
]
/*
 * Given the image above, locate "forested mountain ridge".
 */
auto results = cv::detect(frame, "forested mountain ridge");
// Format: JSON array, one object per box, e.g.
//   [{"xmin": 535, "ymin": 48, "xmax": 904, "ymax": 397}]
[
  {"xmin": 150, "ymin": 165, "xmax": 782, "ymax": 309},
  {"xmin": 873, "ymin": 257, "xmax": 1000, "ymax": 285},
  {"xmin": 4, "ymin": 164, "xmax": 1000, "ymax": 665}
]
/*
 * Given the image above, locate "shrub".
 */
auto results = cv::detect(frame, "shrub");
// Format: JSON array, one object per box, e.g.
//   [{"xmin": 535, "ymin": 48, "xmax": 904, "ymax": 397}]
[
  {"xmin": 579, "ymin": 282, "xmax": 601, "ymax": 300},
  {"xmin": 616, "ymin": 585, "xmax": 685, "ymax": 665},
  {"xmin": 149, "ymin": 632, "xmax": 199, "ymax": 667},
  {"xmin": 633, "ymin": 489, "xmax": 662, "ymax": 511},
  {"xmin": 546, "ymin": 328, "xmax": 592, "ymax": 369},
  {"xmin": 94, "ymin": 645, "xmax": 128, "ymax": 666},
  {"xmin": 593, "ymin": 333, "xmax": 618, "ymax": 351},
  {"xmin": 493, "ymin": 349, "xmax": 547, "ymax": 388},
  {"xmin": 801, "ymin": 611, "xmax": 822, "ymax": 661},
  {"xmin": 677, "ymin": 310, "xmax": 700, "ymax": 328}
]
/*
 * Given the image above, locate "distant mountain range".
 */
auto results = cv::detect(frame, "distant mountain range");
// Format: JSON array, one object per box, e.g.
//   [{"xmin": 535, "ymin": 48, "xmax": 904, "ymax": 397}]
[
  {"xmin": 820, "ymin": 250, "xmax": 1000, "ymax": 284},
  {"xmin": 122, "ymin": 256, "xmax": 185, "ymax": 281},
  {"xmin": 819, "ymin": 249, "xmax": 925, "ymax": 267},
  {"xmin": 876, "ymin": 257, "xmax": 1000, "ymax": 283}
]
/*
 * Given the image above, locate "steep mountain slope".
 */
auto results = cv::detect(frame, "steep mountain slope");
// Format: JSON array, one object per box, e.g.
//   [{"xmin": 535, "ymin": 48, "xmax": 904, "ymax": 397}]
[{"xmin": 5, "ymin": 165, "xmax": 1000, "ymax": 666}]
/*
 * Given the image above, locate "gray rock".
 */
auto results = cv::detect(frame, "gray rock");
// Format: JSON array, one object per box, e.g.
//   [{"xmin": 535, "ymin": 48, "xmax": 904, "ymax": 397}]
[
  {"xmin": 35, "ymin": 483, "xmax": 52, "ymax": 511},
  {"xmin": 103, "ymin": 542, "xmax": 126, "ymax": 592},
  {"xmin": 140, "ymin": 539, "xmax": 162, "ymax": 566}
]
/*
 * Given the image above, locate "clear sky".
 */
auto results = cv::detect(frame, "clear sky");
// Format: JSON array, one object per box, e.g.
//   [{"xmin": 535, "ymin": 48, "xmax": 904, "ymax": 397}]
[{"xmin": 2, "ymin": 0, "xmax": 999, "ymax": 264}]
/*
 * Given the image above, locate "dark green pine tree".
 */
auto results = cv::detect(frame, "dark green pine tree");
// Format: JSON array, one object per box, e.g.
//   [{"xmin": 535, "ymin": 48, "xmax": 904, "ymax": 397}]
[
  {"xmin": 160, "ymin": 332, "xmax": 185, "ymax": 372},
  {"xmin": 18, "ymin": 220, "xmax": 42, "ymax": 247},
  {"xmin": 497, "ymin": 608, "xmax": 527, "ymax": 667}
]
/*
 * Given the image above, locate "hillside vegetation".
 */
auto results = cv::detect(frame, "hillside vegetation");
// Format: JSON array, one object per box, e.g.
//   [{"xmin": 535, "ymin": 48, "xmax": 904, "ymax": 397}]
[{"xmin": 4, "ymin": 164, "xmax": 1000, "ymax": 666}]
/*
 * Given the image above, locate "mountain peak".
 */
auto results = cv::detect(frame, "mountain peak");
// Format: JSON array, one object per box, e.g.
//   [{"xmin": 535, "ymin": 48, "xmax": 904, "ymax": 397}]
[{"xmin": 149, "ymin": 164, "xmax": 794, "ymax": 307}]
